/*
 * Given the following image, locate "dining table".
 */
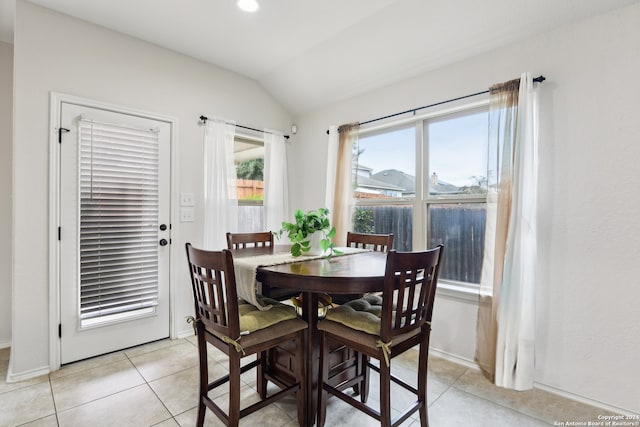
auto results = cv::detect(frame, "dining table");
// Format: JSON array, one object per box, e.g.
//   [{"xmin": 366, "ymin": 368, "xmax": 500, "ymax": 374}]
[{"xmin": 231, "ymin": 245, "xmax": 388, "ymax": 427}]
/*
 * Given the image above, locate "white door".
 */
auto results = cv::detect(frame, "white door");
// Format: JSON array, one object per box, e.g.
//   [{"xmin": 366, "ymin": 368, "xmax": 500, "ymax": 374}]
[{"xmin": 59, "ymin": 102, "xmax": 171, "ymax": 364}]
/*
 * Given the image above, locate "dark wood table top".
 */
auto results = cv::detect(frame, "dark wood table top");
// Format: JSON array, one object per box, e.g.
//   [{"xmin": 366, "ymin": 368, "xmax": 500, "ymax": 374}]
[{"xmin": 256, "ymin": 250, "xmax": 387, "ymax": 294}]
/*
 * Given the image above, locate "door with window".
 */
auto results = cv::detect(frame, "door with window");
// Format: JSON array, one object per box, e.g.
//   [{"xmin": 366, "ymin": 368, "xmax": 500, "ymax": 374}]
[{"xmin": 58, "ymin": 102, "xmax": 171, "ymax": 364}]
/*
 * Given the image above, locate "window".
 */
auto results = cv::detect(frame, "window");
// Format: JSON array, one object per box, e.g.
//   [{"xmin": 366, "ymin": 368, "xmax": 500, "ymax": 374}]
[
  {"xmin": 234, "ymin": 136, "xmax": 265, "ymax": 232},
  {"xmin": 353, "ymin": 103, "xmax": 488, "ymax": 287},
  {"xmin": 354, "ymin": 126, "xmax": 416, "ymax": 251}
]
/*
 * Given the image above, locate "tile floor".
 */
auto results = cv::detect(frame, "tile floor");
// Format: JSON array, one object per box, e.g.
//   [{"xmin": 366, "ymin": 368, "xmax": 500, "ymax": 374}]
[{"xmin": 0, "ymin": 337, "xmax": 616, "ymax": 426}]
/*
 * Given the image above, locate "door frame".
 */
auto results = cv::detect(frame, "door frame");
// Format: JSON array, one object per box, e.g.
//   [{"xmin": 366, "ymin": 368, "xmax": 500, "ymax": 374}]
[{"xmin": 48, "ymin": 92, "xmax": 180, "ymax": 370}]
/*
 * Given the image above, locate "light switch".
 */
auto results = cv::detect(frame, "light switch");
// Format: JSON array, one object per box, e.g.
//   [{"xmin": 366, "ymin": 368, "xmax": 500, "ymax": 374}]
[
  {"xmin": 181, "ymin": 192, "xmax": 194, "ymax": 206},
  {"xmin": 180, "ymin": 207, "xmax": 194, "ymax": 222}
]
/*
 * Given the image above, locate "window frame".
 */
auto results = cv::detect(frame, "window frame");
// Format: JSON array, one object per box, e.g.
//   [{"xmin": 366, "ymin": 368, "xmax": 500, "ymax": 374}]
[
  {"xmin": 354, "ymin": 99, "xmax": 489, "ymax": 291},
  {"xmin": 234, "ymin": 133, "xmax": 265, "ymax": 207}
]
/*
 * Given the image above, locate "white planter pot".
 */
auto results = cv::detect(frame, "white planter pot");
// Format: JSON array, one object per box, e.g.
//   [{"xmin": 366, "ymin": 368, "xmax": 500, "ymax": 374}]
[{"xmin": 303, "ymin": 232, "xmax": 325, "ymax": 256}]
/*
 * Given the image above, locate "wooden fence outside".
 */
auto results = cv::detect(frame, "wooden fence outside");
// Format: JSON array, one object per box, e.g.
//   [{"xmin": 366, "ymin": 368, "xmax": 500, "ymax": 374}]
[{"xmin": 237, "ymin": 179, "xmax": 264, "ymax": 200}]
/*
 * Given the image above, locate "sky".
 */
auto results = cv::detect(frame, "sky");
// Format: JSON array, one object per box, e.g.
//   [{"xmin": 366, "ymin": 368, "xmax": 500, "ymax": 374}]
[{"xmin": 357, "ymin": 110, "xmax": 488, "ymax": 187}]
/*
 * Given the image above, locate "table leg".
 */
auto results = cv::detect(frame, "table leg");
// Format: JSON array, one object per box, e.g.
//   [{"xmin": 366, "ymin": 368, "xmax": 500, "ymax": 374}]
[{"xmin": 301, "ymin": 291, "xmax": 319, "ymax": 427}]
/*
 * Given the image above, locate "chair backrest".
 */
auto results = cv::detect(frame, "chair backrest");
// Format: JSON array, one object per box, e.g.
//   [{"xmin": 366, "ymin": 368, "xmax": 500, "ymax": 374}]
[
  {"xmin": 380, "ymin": 245, "xmax": 444, "ymax": 342},
  {"xmin": 185, "ymin": 243, "xmax": 240, "ymax": 340},
  {"xmin": 226, "ymin": 231, "xmax": 274, "ymax": 250},
  {"xmin": 346, "ymin": 231, "xmax": 394, "ymax": 253}
]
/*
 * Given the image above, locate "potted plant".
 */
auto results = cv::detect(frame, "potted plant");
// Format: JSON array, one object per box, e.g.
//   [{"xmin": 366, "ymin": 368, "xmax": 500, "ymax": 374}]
[{"xmin": 277, "ymin": 208, "xmax": 341, "ymax": 257}]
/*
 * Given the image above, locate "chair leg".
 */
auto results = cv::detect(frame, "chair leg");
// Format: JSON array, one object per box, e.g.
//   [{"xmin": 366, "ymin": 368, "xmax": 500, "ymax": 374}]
[
  {"xmin": 418, "ymin": 340, "xmax": 429, "ymax": 427},
  {"xmin": 196, "ymin": 325, "xmax": 208, "ymax": 427},
  {"xmin": 317, "ymin": 332, "xmax": 330, "ymax": 427},
  {"xmin": 196, "ymin": 400, "xmax": 206, "ymax": 427},
  {"xmin": 295, "ymin": 331, "xmax": 306, "ymax": 427},
  {"xmin": 360, "ymin": 354, "xmax": 370, "ymax": 403},
  {"xmin": 379, "ymin": 358, "xmax": 392, "ymax": 427},
  {"xmin": 228, "ymin": 351, "xmax": 242, "ymax": 426},
  {"xmin": 257, "ymin": 351, "xmax": 268, "ymax": 399}
]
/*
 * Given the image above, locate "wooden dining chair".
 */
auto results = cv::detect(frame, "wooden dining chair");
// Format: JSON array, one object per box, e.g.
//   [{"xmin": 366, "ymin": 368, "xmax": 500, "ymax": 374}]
[
  {"xmin": 328, "ymin": 232, "xmax": 396, "ymax": 402},
  {"xmin": 346, "ymin": 231, "xmax": 394, "ymax": 253},
  {"xmin": 226, "ymin": 231, "xmax": 295, "ymax": 302},
  {"xmin": 332, "ymin": 232, "xmax": 393, "ymax": 307},
  {"xmin": 226, "ymin": 231, "xmax": 274, "ymax": 250},
  {"xmin": 185, "ymin": 243, "xmax": 307, "ymax": 426},
  {"xmin": 317, "ymin": 246, "xmax": 444, "ymax": 427}
]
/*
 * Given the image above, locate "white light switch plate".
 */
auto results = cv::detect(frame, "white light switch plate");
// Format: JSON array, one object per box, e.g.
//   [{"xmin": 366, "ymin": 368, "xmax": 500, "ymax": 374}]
[
  {"xmin": 181, "ymin": 192, "xmax": 194, "ymax": 206},
  {"xmin": 180, "ymin": 207, "xmax": 194, "ymax": 222}
]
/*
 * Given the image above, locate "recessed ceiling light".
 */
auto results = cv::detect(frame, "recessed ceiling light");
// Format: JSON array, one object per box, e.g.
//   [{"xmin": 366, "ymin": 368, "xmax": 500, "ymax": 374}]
[{"xmin": 237, "ymin": 0, "xmax": 259, "ymax": 13}]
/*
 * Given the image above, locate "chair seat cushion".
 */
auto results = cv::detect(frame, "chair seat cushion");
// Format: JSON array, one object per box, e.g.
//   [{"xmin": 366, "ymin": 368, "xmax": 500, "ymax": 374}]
[
  {"xmin": 325, "ymin": 294, "xmax": 383, "ymax": 336},
  {"xmin": 318, "ymin": 317, "xmax": 421, "ymax": 353},
  {"xmin": 239, "ymin": 297, "xmax": 298, "ymax": 334}
]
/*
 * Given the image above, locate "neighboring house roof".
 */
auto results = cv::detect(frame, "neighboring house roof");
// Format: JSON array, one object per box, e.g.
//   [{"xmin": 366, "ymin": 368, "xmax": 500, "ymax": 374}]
[
  {"xmin": 371, "ymin": 169, "xmax": 415, "ymax": 195},
  {"xmin": 355, "ymin": 174, "xmax": 404, "ymax": 192},
  {"xmin": 358, "ymin": 168, "xmax": 464, "ymax": 195},
  {"xmin": 430, "ymin": 181, "xmax": 461, "ymax": 194}
]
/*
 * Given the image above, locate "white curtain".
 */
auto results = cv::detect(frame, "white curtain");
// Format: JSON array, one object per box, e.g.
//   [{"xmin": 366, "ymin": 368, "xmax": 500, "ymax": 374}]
[
  {"xmin": 329, "ymin": 123, "xmax": 358, "ymax": 246},
  {"xmin": 203, "ymin": 118, "xmax": 238, "ymax": 249},
  {"xmin": 263, "ymin": 130, "xmax": 289, "ymax": 233},
  {"xmin": 476, "ymin": 72, "xmax": 538, "ymax": 390}
]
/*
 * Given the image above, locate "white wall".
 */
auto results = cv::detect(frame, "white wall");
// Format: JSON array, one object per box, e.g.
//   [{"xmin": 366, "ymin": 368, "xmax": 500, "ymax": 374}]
[
  {"xmin": 292, "ymin": 3, "xmax": 640, "ymax": 414},
  {"xmin": 0, "ymin": 41, "xmax": 13, "ymax": 348},
  {"xmin": 10, "ymin": 1, "xmax": 293, "ymax": 378}
]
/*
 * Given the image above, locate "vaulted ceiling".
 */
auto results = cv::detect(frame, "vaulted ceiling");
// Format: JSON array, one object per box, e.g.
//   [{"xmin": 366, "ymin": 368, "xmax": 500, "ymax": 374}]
[{"xmin": 1, "ymin": 0, "xmax": 638, "ymax": 114}]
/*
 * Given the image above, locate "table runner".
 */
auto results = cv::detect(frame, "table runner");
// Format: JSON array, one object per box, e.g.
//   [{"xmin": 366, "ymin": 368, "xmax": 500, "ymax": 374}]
[{"xmin": 234, "ymin": 247, "xmax": 368, "ymax": 310}]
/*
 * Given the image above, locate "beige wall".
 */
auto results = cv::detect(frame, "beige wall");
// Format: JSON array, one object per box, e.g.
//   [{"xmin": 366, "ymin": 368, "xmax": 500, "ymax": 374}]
[
  {"xmin": 10, "ymin": 1, "xmax": 292, "ymax": 378},
  {"xmin": 292, "ymin": 3, "xmax": 640, "ymax": 414},
  {"xmin": 0, "ymin": 41, "xmax": 12, "ymax": 347}
]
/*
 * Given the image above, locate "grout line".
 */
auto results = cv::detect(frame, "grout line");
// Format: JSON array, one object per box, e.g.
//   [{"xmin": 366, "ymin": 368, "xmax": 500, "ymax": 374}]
[{"xmin": 47, "ymin": 377, "xmax": 61, "ymax": 426}]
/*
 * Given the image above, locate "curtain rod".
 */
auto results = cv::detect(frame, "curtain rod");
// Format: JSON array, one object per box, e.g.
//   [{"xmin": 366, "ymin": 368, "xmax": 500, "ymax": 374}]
[
  {"xmin": 199, "ymin": 115, "xmax": 290, "ymax": 139},
  {"xmin": 326, "ymin": 75, "xmax": 546, "ymax": 134}
]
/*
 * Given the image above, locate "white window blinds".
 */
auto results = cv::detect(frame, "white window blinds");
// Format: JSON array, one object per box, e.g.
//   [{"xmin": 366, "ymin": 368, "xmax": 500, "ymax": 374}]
[{"xmin": 79, "ymin": 118, "xmax": 160, "ymax": 323}]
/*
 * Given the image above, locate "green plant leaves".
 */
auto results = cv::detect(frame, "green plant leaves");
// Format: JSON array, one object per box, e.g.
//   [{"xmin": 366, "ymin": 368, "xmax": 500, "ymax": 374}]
[{"xmin": 277, "ymin": 208, "xmax": 341, "ymax": 258}]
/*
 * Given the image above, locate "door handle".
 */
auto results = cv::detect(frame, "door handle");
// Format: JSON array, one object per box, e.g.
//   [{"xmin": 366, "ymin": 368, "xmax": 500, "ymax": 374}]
[{"xmin": 159, "ymin": 239, "xmax": 168, "ymax": 246}]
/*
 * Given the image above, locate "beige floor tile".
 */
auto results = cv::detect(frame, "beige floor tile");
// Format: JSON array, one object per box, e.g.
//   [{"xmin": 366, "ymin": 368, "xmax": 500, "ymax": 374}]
[
  {"xmin": 51, "ymin": 359, "xmax": 145, "ymax": 411},
  {"xmin": 16, "ymin": 414, "xmax": 59, "ymax": 426},
  {"xmin": 49, "ymin": 351, "xmax": 127, "ymax": 380},
  {"xmin": 129, "ymin": 341, "xmax": 199, "ymax": 382},
  {"xmin": 56, "ymin": 384, "xmax": 171, "ymax": 427},
  {"xmin": 321, "ymin": 396, "xmax": 393, "ymax": 427},
  {"xmin": 152, "ymin": 418, "xmax": 179, "ymax": 426},
  {"xmin": 124, "ymin": 338, "xmax": 186, "ymax": 358},
  {"xmin": 174, "ymin": 383, "xmax": 296, "ymax": 427},
  {"xmin": 0, "ymin": 347, "xmax": 10, "ymax": 362},
  {"xmin": 0, "ymin": 362, "xmax": 50, "ymax": 395},
  {"xmin": 453, "ymin": 368, "xmax": 618, "ymax": 424},
  {"xmin": 354, "ymin": 360, "xmax": 450, "ymax": 414},
  {"xmin": 0, "ymin": 382, "xmax": 56, "ymax": 426},
  {"xmin": 428, "ymin": 387, "xmax": 550, "ymax": 426},
  {"xmin": 427, "ymin": 354, "xmax": 469, "ymax": 385},
  {"xmin": 149, "ymin": 363, "xmax": 229, "ymax": 416}
]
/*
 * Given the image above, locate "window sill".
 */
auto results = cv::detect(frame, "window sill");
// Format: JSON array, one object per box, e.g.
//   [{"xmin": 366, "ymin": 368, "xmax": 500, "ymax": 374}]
[{"xmin": 436, "ymin": 281, "xmax": 481, "ymax": 303}]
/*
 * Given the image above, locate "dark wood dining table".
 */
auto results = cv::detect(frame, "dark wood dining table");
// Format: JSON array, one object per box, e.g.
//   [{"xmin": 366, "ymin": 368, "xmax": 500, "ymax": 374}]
[{"xmin": 232, "ymin": 246, "xmax": 388, "ymax": 427}]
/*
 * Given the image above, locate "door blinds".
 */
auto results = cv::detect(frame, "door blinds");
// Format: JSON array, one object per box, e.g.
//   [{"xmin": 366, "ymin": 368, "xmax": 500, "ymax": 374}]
[{"xmin": 79, "ymin": 118, "xmax": 160, "ymax": 323}]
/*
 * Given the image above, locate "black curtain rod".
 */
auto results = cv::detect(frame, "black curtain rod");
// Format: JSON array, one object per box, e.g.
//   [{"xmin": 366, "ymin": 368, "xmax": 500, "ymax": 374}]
[
  {"xmin": 326, "ymin": 75, "xmax": 546, "ymax": 134},
  {"xmin": 199, "ymin": 115, "xmax": 290, "ymax": 139}
]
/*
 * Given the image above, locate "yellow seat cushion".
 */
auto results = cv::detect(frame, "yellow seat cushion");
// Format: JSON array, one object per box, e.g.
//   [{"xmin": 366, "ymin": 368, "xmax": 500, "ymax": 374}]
[
  {"xmin": 324, "ymin": 295, "xmax": 383, "ymax": 336},
  {"xmin": 238, "ymin": 297, "xmax": 298, "ymax": 334}
]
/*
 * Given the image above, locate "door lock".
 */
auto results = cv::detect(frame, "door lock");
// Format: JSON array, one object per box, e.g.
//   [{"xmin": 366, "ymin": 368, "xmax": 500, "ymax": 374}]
[{"xmin": 159, "ymin": 239, "xmax": 168, "ymax": 246}]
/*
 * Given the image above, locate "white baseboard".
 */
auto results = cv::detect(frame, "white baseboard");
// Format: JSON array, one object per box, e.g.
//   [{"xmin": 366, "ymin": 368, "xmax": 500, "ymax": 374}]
[
  {"xmin": 0, "ymin": 340, "xmax": 11, "ymax": 350},
  {"xmin": 429, "ymin": 347, "xmax": 479, "ymax": 370},
  {"xmin": 534, "ymin": 382, "xmax": 640, "ymax": 417},
  {"xmin": 176, "ymin": 328, "xmax": 195, "ymax": 340},
  {"xmin": 429, "ymin": 347, "xmax": 639, "ymax": 417},
  {"xmin": 5, "ymin": 365, "xmax": 50, "ymax": 384}
]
